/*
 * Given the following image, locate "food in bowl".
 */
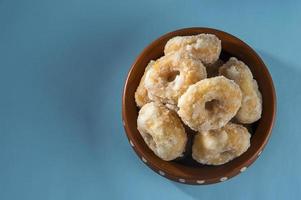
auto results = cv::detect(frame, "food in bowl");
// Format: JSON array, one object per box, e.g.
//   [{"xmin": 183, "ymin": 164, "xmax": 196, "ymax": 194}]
[
  {"xmin": 219, "ymin": 57, "xmax": 262, "ymax": 123},
  {"xmin": 134, "ymin": 33, "xmax": 262, "ymax": 165},
  {"xmin": 137, "ymin": 102, "xmax": 187, "ymax": 161},
  {"xmin": 164, "ymin": 34, "xmax": 221, "ymax": 64},
  {"xmin": 135, "ymin": 60, "xmax": 154, "ymax": 108},
  {"xmin": 144, "ymin": 52, "xmax": 207, "ymax": 106},
  {"xmin": 192, "ymin": 122, "xmax": 251, "ymax": 165},
  {"xmin": 178, "ymin": 76, "xmax": 242, "ymax": 132}
]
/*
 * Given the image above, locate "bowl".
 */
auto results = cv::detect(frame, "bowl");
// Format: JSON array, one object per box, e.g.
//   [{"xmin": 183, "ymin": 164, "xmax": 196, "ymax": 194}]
[{"xmin": 122, "ymin": 27, "xmax": 276, "ymax": 185}]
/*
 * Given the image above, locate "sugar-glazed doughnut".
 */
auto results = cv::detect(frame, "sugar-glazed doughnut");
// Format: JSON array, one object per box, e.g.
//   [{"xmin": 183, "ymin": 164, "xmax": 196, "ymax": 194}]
[
  {"xmin": 192, "ymin": 123, "xmax": 251, "ymax": 165},
  {"xmin": 164, "ymin": 34, "xmax": 221, "ymax": 64},
  {"xmin": 219, "ymin": 57, "xmax": 262, "ymax": 123},
  {"xmin": 145, "ymin": 52, "xmax": 207, "ymax": 106},
  {"xmin": 178, "ymin": 76, "xmax": 242, "ymax": 132},
  {"xmin": 135, "ymin": 60, "xmax": 154, "ymax": 107},
  {"xmin": 137, "ymin": 102, "xmax": 187, "ymax": 161}
]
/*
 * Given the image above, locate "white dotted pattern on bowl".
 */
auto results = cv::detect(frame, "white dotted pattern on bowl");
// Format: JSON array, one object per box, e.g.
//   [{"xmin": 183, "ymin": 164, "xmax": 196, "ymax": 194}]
[
  {"xmin": 240, "ymin": 166, "xmax": 247, "ymax": 172},
  {"xmin": 220, "ymin": 177, "xmax": 228, "ymax": 182},
  {"xmin": 258, "ymin": 150, "xmax": 262, "ymax": 156},
  {"xmin": 141, "ymin": 157, "xmax": 147, "ymax": 163},
  {"xmin": 159, "ymin": 171, "xmax": 165, "ymax": 176},
  {"xmin": 127, "ymin": 125, "xmax": 258, "ymax": 184},
  {"xmin": 179, "ymin": 179, "xmax": 186, "ymax": 183},
  {"xmin": 196, "ymin": 180, "xmax": 205, "ymax": 184}
]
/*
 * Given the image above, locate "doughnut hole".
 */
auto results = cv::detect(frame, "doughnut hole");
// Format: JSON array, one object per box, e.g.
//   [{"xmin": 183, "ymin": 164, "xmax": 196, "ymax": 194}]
[
  {"xmin": 166, "ymin": 70, "xmax": 180, "ymax": 82},
  {"xmin": 141, "ymin": 131, "xmax": 157, "ymax": 149},
  {"xmin": 144, "ymin": 53, "xmax": 207, "ymax": 106},
  {"xmin": 177, "ymin": 76, "xmax": 242, "ymax": 132},
  {"xmin": 205, "ymin": 99, "xmax": 220, "ymax": 112}
]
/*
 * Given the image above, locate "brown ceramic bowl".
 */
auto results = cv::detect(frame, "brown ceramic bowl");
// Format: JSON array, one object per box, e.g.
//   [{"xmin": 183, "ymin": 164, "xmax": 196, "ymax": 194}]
[{"xmin": 122, "ymin": 27, "xmax": 276, "ymax": 185}]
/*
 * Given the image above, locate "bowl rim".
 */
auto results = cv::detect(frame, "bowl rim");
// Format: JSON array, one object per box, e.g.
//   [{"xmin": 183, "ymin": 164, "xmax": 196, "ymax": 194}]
[{"xmin": 122, "ymin": 27, "xmax": 276, "ymax": 185}]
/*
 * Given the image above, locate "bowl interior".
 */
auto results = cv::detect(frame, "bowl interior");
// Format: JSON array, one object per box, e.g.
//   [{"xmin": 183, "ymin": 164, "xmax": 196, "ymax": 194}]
[{"xmin": 122, "ymin": 28, "xmax": 276, "ymax": 184}]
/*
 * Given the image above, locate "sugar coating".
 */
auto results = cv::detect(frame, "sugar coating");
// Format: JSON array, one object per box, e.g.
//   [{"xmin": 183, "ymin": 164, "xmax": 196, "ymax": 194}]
[
  {"xmin": 178, "ymin": 76, "xmax": 242, "ymax": 132},
  {"xmin": 145, "ymin": 52, "xmax": 207, "ymax": 106},
  {"xmin": 137, "ymin": 102, "xmax": 187, "ymax": 161},
  {"xmin": 135, "ymin": 60, "xmax": 154, "ymax": 107},
  {"xmin": 165, "ymin": 103, "xmax": 179, "ymax": 112},
  {"xmin": 164, "ymin": 34, "xmax": 222, "ymax": 64},
  {"xmin": 192, "ymin": 123, "xmax": 251, "ymax": 165},
  {"xmin": 219, "ymin": 57, "xmax": 262, "ymax": 123}
]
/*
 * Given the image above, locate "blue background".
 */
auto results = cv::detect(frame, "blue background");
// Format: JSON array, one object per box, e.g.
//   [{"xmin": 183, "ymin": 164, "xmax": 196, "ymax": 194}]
[{"xmin": 0, "ymin": 0, "xmax": 300, "ymax": 199}]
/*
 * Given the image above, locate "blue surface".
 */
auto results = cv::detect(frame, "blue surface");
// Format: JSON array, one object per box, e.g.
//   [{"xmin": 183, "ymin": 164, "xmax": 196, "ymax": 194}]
[{"xmin": 0, "ymin": 0, "xmax": 300, "ymax": 199}]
